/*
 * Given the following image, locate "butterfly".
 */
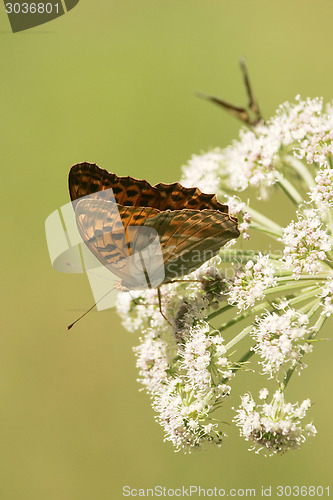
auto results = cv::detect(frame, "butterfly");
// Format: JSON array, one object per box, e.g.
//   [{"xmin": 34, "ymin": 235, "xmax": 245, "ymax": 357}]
[{"xmin": 68, "ymin": 162, "xmax": 240, "ymax": 291}]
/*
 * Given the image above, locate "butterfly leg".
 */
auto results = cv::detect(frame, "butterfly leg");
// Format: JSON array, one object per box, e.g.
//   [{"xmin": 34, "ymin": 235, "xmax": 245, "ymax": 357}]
[{"xmin": 157, "ymin": 287, "xmax": 173, "ymax": 326}]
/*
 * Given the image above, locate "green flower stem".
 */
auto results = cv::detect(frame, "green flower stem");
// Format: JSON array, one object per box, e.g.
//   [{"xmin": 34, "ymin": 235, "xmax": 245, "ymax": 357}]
[
  {"xmin": 217, "ymin": 286, "xmax": 319, "ymax": 336},
  {"xmin": 218, "ymin": 302, "xmax": 270, "ymax": 333},
  {"xmin": 225, "ymin": 325, "xmax": 253, "ymax": 352},
  {"xmin": 284, "ymin": 156, "xmax": 316, "ymax": 189},
  {"xmin": 324, "ymin": 258, "xmax": 333, "ymax": 270},
  {"xmin": 276, "ymin": 273, "xmax": 330, "ymax": 286},
  {"xmin": 247, "ymin": 207, "xmax": 284, "ymax": 236},
  {"xmin": 287, "ymin": 288, "xmax": 320, "ymax": 308},
  {"xmin": 305, "ymin": 301, "xmax": 321, "ymax": 319},
  {"xmin": 325, "ymin": 209, "xmax": 333, "ymax": 238},
  {"xmin": 207, "ymin": 304, "xmax": 234, "ymax": 321},
  {"xmin": 230, "ymin": 349, "xmax": 256, "ymax": 377},
  {"xmin": 249, "ymin": 224, "xmax": 283, "ymax": 239},
  {"xmin": 219, "ymin": 249, "xmax": 276, "ymax": 261},
  {"xmin": 264, "ymin": 281, "xmax": 321, "ymax": 297},
  {"xmin": 276, "ymin": 171, "xmax": 304, "ymax": 206},
  {"xmin": 309, "ymin": 313, "xmax": 327, "ymax": 339},
  {"xmin": 210, "ymin": 282, "xmax": 321, "ymax": 330}
]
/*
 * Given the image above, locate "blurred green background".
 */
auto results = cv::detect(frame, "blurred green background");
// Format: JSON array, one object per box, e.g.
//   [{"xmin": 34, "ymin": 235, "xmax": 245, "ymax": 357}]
[{"xmin": 1, "ymin": 1, "xmax": 333, "ymax": 498}]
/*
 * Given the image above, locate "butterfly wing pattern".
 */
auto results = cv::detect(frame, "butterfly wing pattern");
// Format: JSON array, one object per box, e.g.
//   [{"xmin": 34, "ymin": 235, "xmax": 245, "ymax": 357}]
[{"xmin": 69, "ymin": 162, "xmax": 240, "ymax": 289}]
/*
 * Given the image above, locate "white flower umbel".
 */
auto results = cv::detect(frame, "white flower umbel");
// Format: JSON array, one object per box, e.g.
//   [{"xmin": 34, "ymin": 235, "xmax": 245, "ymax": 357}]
[
  {"xmin": 251, "ymin": 308, "xmax": 312, "ymax": 377},
  {"xmin": 181, "ymin": 96, "xmax": 333, "ymax": 199},
  {"xmin": 281, "ymin": 209, "xmax": 332, "ymax": 277},
  {"xmin": 137, "ymin": 322, "xmax": 233, "ymax": 452},
  {"xmin": 115, "ymin": 95, "xmax": 333, "ymax": 454},
  {"xmin": 153, "ymin": 378, "xmax": 226, "ymax": 452},
  {"xmin": 233, "ymin": 390, "xmax": 317, "ymax": 455},
  {"xmin": 227, "ymin": 254, "xmax": 277, "ymax": 311}
]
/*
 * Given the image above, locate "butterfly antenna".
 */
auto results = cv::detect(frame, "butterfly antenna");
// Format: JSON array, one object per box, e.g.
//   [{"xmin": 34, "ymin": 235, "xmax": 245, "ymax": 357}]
[
  {"xmin": 239, "ymin": 57, "xmax": 261, "ymax": 124},
  {"xmin": 67, "ymin": 287, "xmax": 115, "ymax": 331},
  {"xmin": 196, "ymin": 58, "xmax": 261, "ymax": 126}
]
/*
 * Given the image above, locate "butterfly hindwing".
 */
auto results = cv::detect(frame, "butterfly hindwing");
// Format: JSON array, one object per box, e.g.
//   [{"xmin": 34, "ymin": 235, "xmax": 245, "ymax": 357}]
[
  {"xmin": 69, "ymin": 162, "xmax": 240, "ymax": 289},
  {"xmin": 143, "ymin": 209, "xmax": 239, "ymax": 278}
]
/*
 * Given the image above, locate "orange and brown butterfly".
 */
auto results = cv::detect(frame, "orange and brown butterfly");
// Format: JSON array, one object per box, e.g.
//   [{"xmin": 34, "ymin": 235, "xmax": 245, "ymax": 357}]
[{"xmin": 68, "ymin": 162, "xmax": 240, "ymax": 291}]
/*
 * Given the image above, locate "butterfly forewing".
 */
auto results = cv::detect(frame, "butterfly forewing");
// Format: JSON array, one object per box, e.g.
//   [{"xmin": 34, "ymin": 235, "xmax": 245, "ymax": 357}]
[
  {"xmin": 69, "ymin": 162, "xmax": 229, "ymax": 212},
  {"xmin": 144, "ymin": 209, "xmax": 239, "ymax": 279}
]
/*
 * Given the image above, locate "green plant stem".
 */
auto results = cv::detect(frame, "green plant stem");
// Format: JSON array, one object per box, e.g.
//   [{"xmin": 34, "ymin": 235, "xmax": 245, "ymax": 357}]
[
  {"xmin": 250, "ymin": 224, "xmax": 283, "ymax": 239},
  {"xmin": 225, "ymin": 325, "xmax": 253, "ymax": 351},
  {"xmin": 263, "ymin": 281, "xmax": 320, "ymax": 297},
  {"xmin": 324, "ymin": 258, "xmax": 333, "ymax": 270},
  {"xmin": 247, "ymin": 206, "xmax": 284, "ymax": 237},
  {"xmin": 284, "ymin": 156, "xmax": 316, "ymax": 189},
  {"xmin": 218, "ymin": 302, "xmax": 269, "ymax": 333},
  {"xmin": 231, "ymin": 349, "xmax": 256, "ymax": 376},
  {"xmin": 287, "ymin": 288, "xmax": 320, "ymax": 307},
  {"xmin": 207, "ymin": 304, "xmax": 233, "ymax": 321},
  {"xmin": 276, "ymin": 172, "xmax": 303, "ymax": 206},
  {"xmin": 305, "ymin": 301, "xmax": 321, "ymax": 319}
]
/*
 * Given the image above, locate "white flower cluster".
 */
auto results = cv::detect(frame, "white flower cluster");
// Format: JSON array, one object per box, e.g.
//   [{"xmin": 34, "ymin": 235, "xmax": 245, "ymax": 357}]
[
  {"xmin": 153, "ymin": 378, "xmax": 225, "ymax": 452},
  {"xmin": 319, "ymin": 276, "xmax": 333, "ymax": 317},
  {"xmin": 291, "ymin": 98, "xmax": 333, "ymax": 165},
  {"xmin": 144, "ymin": 323, "xmax": 233, "ymax": 452},
  {"xmin": 233, "ymin": 391, "xmax": 317, "ymax": 456},
  {"xmin": 251, "ymin": 308, "xmax": 312, "ymax": 377},
  {"xmin": 310, "ymin": 167, "xmax": 333, "ymax": 212},
  {"xmin": 181, "ymin": 96, "xmax": 333, "ymax": 198},
  {"xmin": 281, "ymin": 209, "xmax": 332, "ymax": 277},
  {"xmin": 221, "ymin": 126, "xmax": 280, "ymax": 192},
  {"xmin": 227, "ymin": 254, "xmax": 276, "ymax": 310},
  {"xmin": 182, "ymin": 125, "xmax": 279, "ymax": 196}
]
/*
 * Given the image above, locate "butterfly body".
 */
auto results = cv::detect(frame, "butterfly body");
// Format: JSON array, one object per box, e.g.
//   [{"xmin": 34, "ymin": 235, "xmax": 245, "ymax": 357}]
[{"xmin": 69, "ymin": 162, "xmax": 240, "ymax": 289}]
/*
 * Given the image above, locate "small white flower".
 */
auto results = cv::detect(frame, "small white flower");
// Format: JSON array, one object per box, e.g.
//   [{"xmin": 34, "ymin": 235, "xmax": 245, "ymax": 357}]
[
  {"xmin": 259, "ymin": 388, "xmax": 269, "ymax": 400},
  {"xmin": 234, "ymin": 391, "xmax": 316, "ymax": 455}
]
